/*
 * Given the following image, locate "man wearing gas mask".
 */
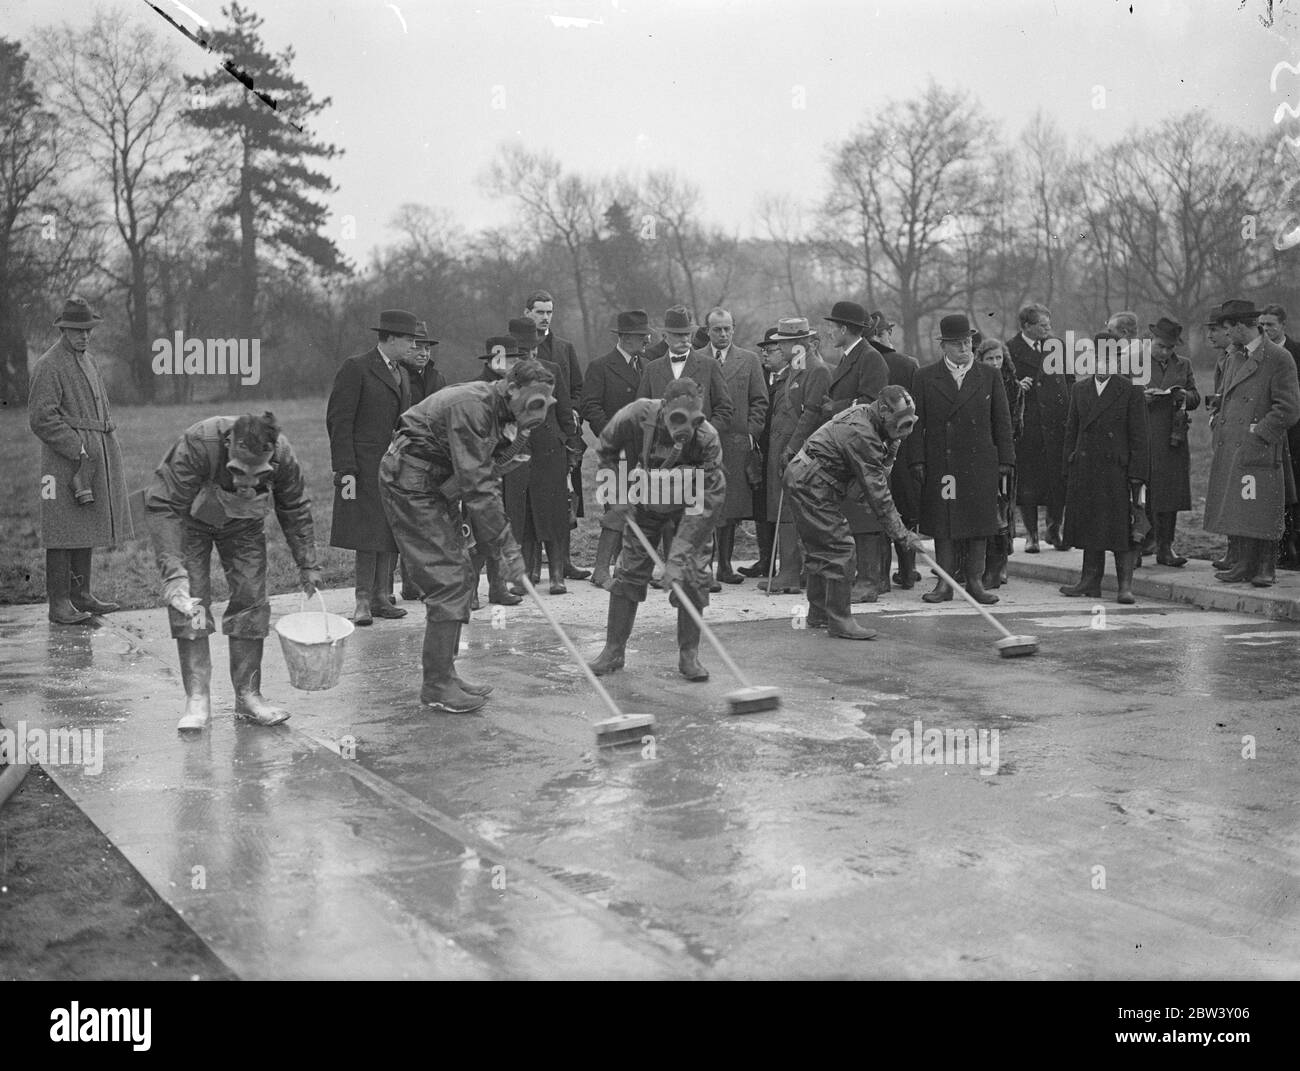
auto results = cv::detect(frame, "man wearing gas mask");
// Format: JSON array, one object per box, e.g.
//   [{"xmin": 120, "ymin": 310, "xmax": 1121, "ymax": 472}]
[
  {"xmin": 588, "ymin": 378, "xmax": 726, "ymax": 681},
  {"xmin": 143, "ymin": 412, "xmax": 320, "ymax": 731},
  {"xmin": 380, "ymin": 358, "xmax": 555, "ymax": 713},
  {"xmin": 784, "ymin": 387, "xmax": 926, "ymax": 640}
]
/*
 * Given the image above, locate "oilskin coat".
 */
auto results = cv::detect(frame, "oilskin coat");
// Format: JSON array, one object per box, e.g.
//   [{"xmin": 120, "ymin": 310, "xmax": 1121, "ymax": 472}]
[
  {"xmin": 784, "ymin": 404, "xmax": 910, "ymax": 583},
  {"xmin": 1061, "ymin": 377, "xmax": 1150, "ymax": 552},
  {"xmin": 379, "ymin": 381, "xmax": 525, "ymax": 624},
  {"xmin": 906, "ymin": 361, "xmax": 1014, "ymax": 539},
  {"xmin": 1143, "ymin": 353, "xmax": 1201, "ymax": 513},
  {"xmin": 1203, "ymin": 339, "xmax": 1300, "ymax": 539},
  {"xmin": 28, "ymin": 338, "xmax": 133, "ymax": 548},
  {"xmin": 1007, "ymin": 334, "xmax": 1070, "ymax": 509},
  {"xmin": 327, "ymin": 346, "xmax": 411, "ymax": 553},
  {"xmin": 144, "ymin": 416, "xmax": 318, "ymax": 640},
  {"xmin": 598, "ymin": 398, "xmax": 726, "ymax": 608}
]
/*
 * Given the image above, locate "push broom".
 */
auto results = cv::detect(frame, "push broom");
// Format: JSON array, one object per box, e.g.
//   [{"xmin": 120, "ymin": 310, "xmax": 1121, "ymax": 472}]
[
  {"xmin": 515, "ymin": 575, "xmax": 655, "ymax": 746},
  {"xmin": 915, "ymin": 549, "xmax": 1039, "ymax": 658},
  {"xmin": 624, "ymin": 515, "xmax": 782, "ymax": 714}
]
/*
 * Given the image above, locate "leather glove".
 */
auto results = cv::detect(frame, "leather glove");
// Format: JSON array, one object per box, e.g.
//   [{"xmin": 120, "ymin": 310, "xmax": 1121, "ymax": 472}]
[
  {"xmin": 300, "ymin": 568, "xmax": 322, "ymax": 598},
  {"xmin": 998, "ymin": 463, "xmax": 1014, "ymax": 477},
  {"xmin": 499, "ymin": 545, "xmax": 526, "ymax": 585},
  {"xmin": 910, "ymin": 464, "xmax": 926, "ymax": 485},
  {"xmin": 163, "ymin": 576, "xmax": 202, "ymax": 619}
]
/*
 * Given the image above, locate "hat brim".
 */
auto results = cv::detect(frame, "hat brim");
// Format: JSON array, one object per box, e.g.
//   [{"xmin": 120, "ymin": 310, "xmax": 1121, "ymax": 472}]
[
  {"xmin": 479, "ymin": 350, "xmax": 522, "ymax": 360},
  {"xmin": 773, "ymin": 332, "xmax": 815, "ymax": 342},
  {"xmin": 415, "ymin": 338, "xmax": 440, "ymax": 345},
  {"xmin": 611, "ymin": 327, "xmax": 653, "ymax": 335},
  {"xmin": 370, "ymin": 326, "xmax": 418, "ymax": 336},
  {"xmin": 825, "ymin": 317, "xmax": 869, "ymax": 330},
  {"xmin": 936, "ymin": 334, "xmax": 975, "ymax": 342},
  {"xmin": 53, "ymin": 317, "xmax": 103, "ymax": 329}
]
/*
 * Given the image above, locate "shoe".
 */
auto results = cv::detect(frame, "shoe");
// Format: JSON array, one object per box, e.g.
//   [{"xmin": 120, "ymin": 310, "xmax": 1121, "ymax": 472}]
[
  {"xmin": 564, "ymin": 565, "xmax": 592, "ymax": 580},
  {"xmin": 1060, "ymin": 550, "xmax": 1105, "ymax": 597},
  {"xmin": 1115, "ymin": 550, "xmax": 1137, "ymax": 605},
  {"xmin": 549, "ymin": 581, "xmax": 569, "ymax": 595},
  {"xmin": 229, "ymin": 638, "xmax": 290, "ymax": 725},
  {"xmin": 757, "ymin": 580, "xmax": 802, "ymax": 594},
  {"xmin": 964, "ymin": 541, "xmax": 998, "ymax": 604},
  {"xmin": 402, "ymin": 586, "xmax": 423, "ymax": 601},
  {"xmin": 176, "ymin": 637, "xmax": 212, "ymax": 731},
  {"xmin": 69, "ymin": 548, "xmax": 120, "ymax": 614},
  {"xmin": 891, "ymin": 542, "xmax": 919, "ymax": 590},
  {"xmin": 46, "ymin": 549, "xmax": 94, "ymax": 625},
  {"xmin": 717, "ymin": 568, "xmax": 745, "ymax": 585},
  {"xmin": 921, "ymin": 582, "xmax": 953, "ymax": 603},
  {"xmin": 1216, "ymin": 539, "xmax": 1255, "ymax": 583},
  {"xmin": 805, "ymin": 573, "xmax": 828, "ymax": 629},
  {"xmin": 589, "ymin": 596, "xmax": 638, "ymax": 676},
  {"xmin": 738, "ymin": 560, "xmax": 770, "ymax": 578},
  {"xmin": 1250, "ymin": 539, "xmax": 1277, "ymax": 587},
  {"xmin": 470, "ymin": 591, "xmax": 481, "ymax": 611},
  {"xmin": 676, "ymin": 606, "xmax": 710, "ymax": 681},
  {"xmin": 420, "ymin": 618, "xmax": 488, "ymax": 712},
  {"xmin": 1156, "ymin": 543, "xmax": 1187, "ymax": 568},
  {"xmin": 708, "ymin": 577, "xmax": 722, "ymax": 593},
  {"xmin": 1212, "ymin": 537, "xmax": 1238, "ymax": 572},
  {"xmin": 370, "ymin": 598, "xmax": 408, "ymax": 619},
  {"xmin": 825, "ymin": 579, "xmax": 877, "ymax": 640},
  {"xmin": 352, "ymin": 597, "xmax": 373, "ymax": 626}
]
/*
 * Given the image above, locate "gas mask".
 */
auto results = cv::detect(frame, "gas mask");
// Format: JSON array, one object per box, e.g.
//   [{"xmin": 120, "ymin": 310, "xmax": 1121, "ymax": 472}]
[
  {"xmin": 508, "ymin": 381, "xmax": 556, "ymax": 431},
  {"xmin": 662, "ymin": 395, "xmax": 705, "ymax": 445},
  {"xmin": 227, "ymin": 444, "xmax": 275, "ymax": 499},
  {"xmin": 874, "ymin": 391, "xmax": 918, "ymax": 441}
]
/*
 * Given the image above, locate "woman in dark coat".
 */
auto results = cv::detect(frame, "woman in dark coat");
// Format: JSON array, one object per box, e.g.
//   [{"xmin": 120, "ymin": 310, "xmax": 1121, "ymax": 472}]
[
  {"xmin": 1060, "ymin": 333, "xmax": 1150, "ymax": 605},
  {"xmin": 1141, "ymin": 318, "xmax": 1200, "ymax": 566}
]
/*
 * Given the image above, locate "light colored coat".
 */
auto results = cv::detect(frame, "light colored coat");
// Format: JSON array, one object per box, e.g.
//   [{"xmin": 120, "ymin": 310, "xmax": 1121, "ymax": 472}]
[
  {"xmin": 28, "ymin": 338, "xmax": 133, "ymax": 548},
  {"xmin": 703, "ymin": 344, "xmax": 767, "ymax": 522}
]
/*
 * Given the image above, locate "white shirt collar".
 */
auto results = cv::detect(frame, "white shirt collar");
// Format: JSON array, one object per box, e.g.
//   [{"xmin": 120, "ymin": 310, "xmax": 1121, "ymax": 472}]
[
  {"xmin": 1246, "ymin": 333, "xmax": 1264, "ymax": 354},
  {"xmin": 616, "ymin": 345, "xmax": 637, "ymax": 364},
  {"xmin": 943, "ymin": 356, "xmax": 972, "ymax": 383},
  {"xmin": 1020, "ymin": 331, "xmax": 1039, "ymax": 350},
  {"xmin": 1095, "ymin": 375, "xmax": 1109, "ymax": 395}
]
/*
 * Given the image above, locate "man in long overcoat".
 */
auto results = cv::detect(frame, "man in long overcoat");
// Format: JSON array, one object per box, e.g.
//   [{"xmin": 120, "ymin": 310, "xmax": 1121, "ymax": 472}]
[
  {"xmin": 870, "ymin": 312, "xmax": 922, "ymax": 592},
  {"xmin": 699, "ymin": 307, "xmax": 767, "ymax": 584},
  {"xmin": 1259, "ymin": 304, "xmax": 1300, "ymax": 567},
  {"xmin": 581, "ymin": 310, "xmax": 654, "ymax": 587},
  {"xmin": 28, "ymin": 296, "xmax": 132, "ymax": 624},
  {"xmin": 393, "ymin": 321, "xmax": 447, "ymax": 601},
  {"xmin": 907, "ymin": 315, "xmax": 1015, "ymax": 606},
  {"xmin": 1204, "ymin": 300, "xmax": 1300, "ymax": 586},
  {"xmin": 327, "ymin": 309, "xmax": 415, "ymax": 624},
  {"xmin": 1059, "ymin": 333, "xmax": 1150, "ymax": 604},
  {"xmin": 1141, "ymin": 318, "xmax": 1200, "ymax": 567},
  {"xmin": 743, "ymin": 326, "xmax": 783, "ymax": 580},
  {"xmin": 1007, "ymin": 303, "xmax": 1070, "ymax": 552}
]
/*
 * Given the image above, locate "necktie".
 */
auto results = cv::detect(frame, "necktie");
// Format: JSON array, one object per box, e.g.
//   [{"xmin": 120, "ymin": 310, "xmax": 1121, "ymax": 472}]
[
  {"xmin": 387, "ymin": 360, "xmax": 400, "ymax": 387},
  {"xmin": 715, "ymin": 348, "xmax": 725, "ymax": 365},
  {"xmin": 632, "ymin": 356, "xmax": 642, "ymax": 376}
]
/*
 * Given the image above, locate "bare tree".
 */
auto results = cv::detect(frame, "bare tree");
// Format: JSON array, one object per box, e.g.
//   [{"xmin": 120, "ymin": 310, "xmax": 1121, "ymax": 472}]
[{"xmin": 756, "ymin": 193, "xmax": 809, "ymax": 317}]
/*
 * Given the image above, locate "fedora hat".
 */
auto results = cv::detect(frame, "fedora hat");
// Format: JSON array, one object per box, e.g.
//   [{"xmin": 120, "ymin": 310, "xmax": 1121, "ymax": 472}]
[
  {"xmin": 370, "ymin": 309, "xmax": 421, "ymax": 336},
  {"xmin": 936, "ymin": 313, "xmax": 974, "ymax": 342},
  {"xmin": 660, "ymin": 306, "xmax": 696, "ymax": 333},
  {"xmin": 1203, "ymin": 304, "xmax": 1224, "ymax": 327},
  {"xmin": 478, "ymin": 335, "xmax": 524, "ymax": 361},
  {"xmin": 1215, "ymin": 299, "xmax": 1261, "ymax": 324},
  {"xmin": 612, "ymin": 309, "xmax": 652, "ymax": 335},
  {"xmin": 774, "ymin": 316, "xmax": 815, "ymax": 342},
  {"xmin": 52, "ymin": 296, "xmax": 104, "ymax": 330},
  {"xmin": 756, "ymin": 326, "xmax": 782, "ymax": 349},
  {"xmin": 825, "ymin": 300, "xmax": 870, "ymax": 330},
  {"xmin": 1148, "ymin": 317, "xmax": 1184, "ymax": 346},
  {"xmin": 415, "ymin": 320, "xmax": 440, "ymax": 345},
  {"xmin": 507, "ymin": 317, "xmax": 539, "ymax": 351}
]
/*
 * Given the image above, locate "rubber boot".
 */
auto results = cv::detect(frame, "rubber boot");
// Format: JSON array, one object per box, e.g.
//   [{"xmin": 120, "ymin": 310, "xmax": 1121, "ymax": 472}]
[
  {"xmin": 805, "ymin": 572, "xmax": 828, "ymax": 629},
  {"xmin": 1212, "ymin": 537, "xmax": 1237, "ymax": 572},
  {"xmin": 69, "ymin": 548, "xmax": 119, "ymax": 614},
  {"xmin": 1115, "ymin": 549, "xmax": 1137, "ymax": 605},
  {"xmin": 1021, "ymin": 505, "xmax": 1040, "ymax": 552},
  {"xmin": 1046, "ymin": 506, "xmax": 1066, "ymax": 551},
  {"xmin": 590, "ymin": 528, "xmax": 621, "ymax": 590},
  {"xmin": 826, "ymin": 578, "xmax": 877, "ymax": 640},
  {"xmin": 1251, "ymin": 538, "xmax": 1278, "ymax": 587},
  {"xmin": 1155, "ymin": 512, "xmax": 1188, "ymax": 567},
  {"xmin": 851, "ymin": 533, "xmax": 882, "ymax": 603},
  {"xmin": 487, "ymin": 556, "xmax": 522, "ymax": 605},
  {"xmin": 761, "ymin": 524, "xmax": 804, "ymax": 592},
  {"xmin": 588, "ymin": 595, "xmax": 639, "ymax": 676},
  {"xmin": 353, "ymin": 550, "xmax": 375, "ymax": 625},
  {"xmin": 922, "ymin": 538, "xmax": 955, "ymax": 603},
  {"xmin": 1216, "ymin": 538, "xmax": 1256, "ymax": 582},
  {"xmin": 450, "ymin": 623, "xmax": 492, "ymax": 696},
  {"xmin": 561, "ymin": 529, "xmax": 591, "ymax": 581},
  {"xmin": 676, "ymin": 605, "xmax": 710, "ymax": 681},
  {"xmin": 176, "ymin": 637, "xmax": 212, "ymax": 731},
  {"xmin": 546, "ymin": 540, "xmax": 567, "ymax": 594},
  {"xmin": 716, "ymin": 523, "xmax": 743, "ymax": 584},
  {"xmin": 741, "ymin": 521, "xmax": 775, "ymax": 577},
  {"xmin": 982, "ymin": 536, "xmax": 1007, "ymax": 591},
  {"xmin": 229, "ymin": 638, "xmax": 290, "ymax": 725},
  {"xmin": 892, "ymin": 542, "xmax": 920, "ymax": 589},
  {"xmin": 964, "ymin": 539, "xmax": 999, "ymax": 605},
  {"xmin": 878, "ymin": 536, "xmax": 893, "ymax": 595},
  {"xmin": 1060, "ymin": 549, "xmax": 1105, "ymax": 597},
  {"xmin": 400, "ymin": 555, "xmax": 423, "ymax": 601},
  {"xmin": 419, "ymin": 617, "xmax": 487, "ymax": 712},
  {"xmin": 46, "ymin": 549, "xmax": 93, "ymax": 625}
]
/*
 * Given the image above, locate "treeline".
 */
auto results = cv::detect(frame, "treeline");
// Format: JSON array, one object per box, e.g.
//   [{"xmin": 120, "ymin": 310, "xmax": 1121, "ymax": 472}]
[{"xmin": 2, "ymin": 3, "xmax": 1297, "ymax": 407}]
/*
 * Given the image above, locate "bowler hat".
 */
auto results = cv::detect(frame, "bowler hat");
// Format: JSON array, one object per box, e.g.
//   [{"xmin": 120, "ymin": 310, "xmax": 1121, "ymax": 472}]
[
  {"xmin": 415, "ymin": 320, "xmax": 440, "ymax": 345},
  {"xmin": 825, "ymin": 300, "xmax": 870, "ymax": 330},
  {"xmin": 660, "ymin": 307, "xmax": 696, "ymax": 332},
  {"xmin": 612, "ymin": 309, "xmax": 652, "ymax": 335},
  {"xmin": 478, "ymin": 336, "xmax": 524, "ymax": 361},
  {"xmin": 774, "ymin": 316, "xmax": 815, "ymax": 342},
  {"xmin": 1215, "ymin": 299, "xmax": 1261, "ymax": 324},
  {"xmin": 370, "ymin": 309, "xmax": 421, "ymax": 336},
  {"xmin": 936, "ymin": 314, "xmax": 974, "ymax": 342},
  {"xmin": 507, "ymin": 317, "xmax": 539, "ymax": 351},
  {"xmin": 52, "ymin": 296, "xmax": 104, "ymax": 329},
  {"xmin": 1148, "ymin": 317, "xmax": 1184, "ymax": 346}
]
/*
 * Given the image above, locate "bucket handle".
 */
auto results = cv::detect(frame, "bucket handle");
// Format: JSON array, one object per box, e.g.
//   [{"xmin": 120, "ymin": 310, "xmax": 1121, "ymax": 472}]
[{"xmin": 300, "ymin": 589, "xmax": 332, "ymax": 641}]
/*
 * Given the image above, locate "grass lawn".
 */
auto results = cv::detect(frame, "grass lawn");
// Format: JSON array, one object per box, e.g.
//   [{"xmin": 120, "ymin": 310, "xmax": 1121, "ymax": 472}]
[{"xmin": 0, "ymin": 394, "xmax": 1229, "ymax": 609}]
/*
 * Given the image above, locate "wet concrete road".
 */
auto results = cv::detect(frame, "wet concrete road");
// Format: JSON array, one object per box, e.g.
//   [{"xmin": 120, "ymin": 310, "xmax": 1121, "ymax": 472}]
[{"xmin": 2, "ymin": 576, "xmax": 1297, "ymax": 979}]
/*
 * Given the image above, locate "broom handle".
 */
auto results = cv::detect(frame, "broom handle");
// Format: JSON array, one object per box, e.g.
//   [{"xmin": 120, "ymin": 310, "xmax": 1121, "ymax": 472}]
[
  {"xmin": 916, "ymin": 549, "xmax": 1015, "ymax": 641},
  {"xmin": 515, "ymin": 574, "xmax": 626, "ymax": 723},
  {"xmin": 766, "ymin": 487, "xmax": 784, "ymax": 596},
  {"xmin": 624, "ymin": 514, "xmax": 753, "ymax": 689}
]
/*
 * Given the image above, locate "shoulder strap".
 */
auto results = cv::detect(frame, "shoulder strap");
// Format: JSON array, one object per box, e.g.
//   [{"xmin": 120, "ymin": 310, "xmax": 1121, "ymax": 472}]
[{"xmin": 639, "ymin": 406, "xmax": 658, "ymax": 471}]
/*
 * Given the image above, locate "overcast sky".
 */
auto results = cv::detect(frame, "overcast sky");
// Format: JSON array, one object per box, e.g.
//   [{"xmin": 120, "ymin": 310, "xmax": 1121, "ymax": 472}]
[{"xmin": 3, "ymin": 0, "xmax": 1297, "ymax": 257}]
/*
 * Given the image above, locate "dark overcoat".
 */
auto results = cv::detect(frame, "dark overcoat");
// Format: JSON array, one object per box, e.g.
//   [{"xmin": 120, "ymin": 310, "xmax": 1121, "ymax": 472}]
[
  {"xmin": 1062, "ymin": 377, "xmax": 1150, "ymax": 551},
  {"xmin": 581, "ymin": 347, "xmax": 642, "ymax": 437},
  {"xmin": 1282, "ymin": 335, "xmax": 1300, "ymax": 465},
  {"xmin": 1007, "ymin": 333, "xmax": 1070, "ymax": 509},
  {"xmin": 816, "ymin": 338, "xmax": 889, "ymax": 533},
  {"xmin": 637, "ymin": 350, "xmax": 734, "ymax": 428},
  {"xmin": 28, "ymin": 338, "xmax": 133, "ymax": 548},
  {"xmin": 539, "ymin": 332, "xmax": 586, "ymax": 518},
  {"xmin": 764, "ymin": 368, "xmax": 797, "ymax": 524},
  {"xmin": 707, "ymin": 345, "xmax": 767, "ymax": 523},
  {"xmin": 1203, "ymin": 338, "xmax": 1300, "ymax": 539},
  {"xmin": 327, "ymin": 346, "xmax": 411, "ymax": 552},
  {"xmin": 881, "ymin": 344, "xmax": 922, "ymax": 528},
  {"xmin": 906, "ymin": 361, "xmax": 1015, "ymax": 539},
  {"xmin": 407, "ymin": 362, "xmax": 448, "ymax": 404},
  {"xmin": 502, "ymin": 357, "xmax": 577, "ymax": 543},
  {"xmin": 1143, "ymin": 353, "xmax": 1200, "ymax": 513}
]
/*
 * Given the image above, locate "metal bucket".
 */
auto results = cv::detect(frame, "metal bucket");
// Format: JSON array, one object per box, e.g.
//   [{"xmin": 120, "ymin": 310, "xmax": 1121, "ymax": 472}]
[{"xmin": 274, "ymin": 592, "xmax": 354, "ymax": 691}]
